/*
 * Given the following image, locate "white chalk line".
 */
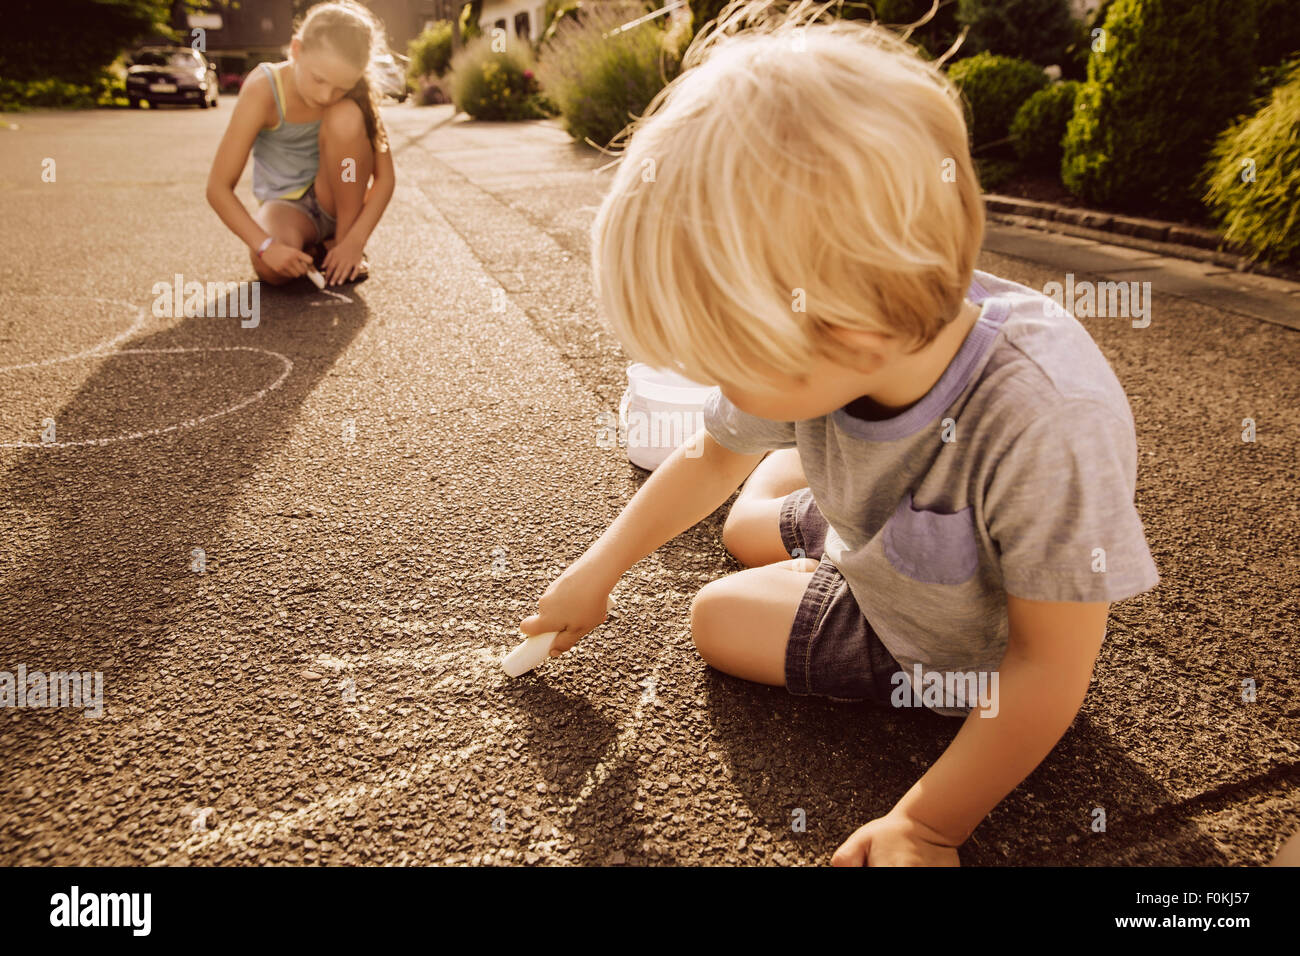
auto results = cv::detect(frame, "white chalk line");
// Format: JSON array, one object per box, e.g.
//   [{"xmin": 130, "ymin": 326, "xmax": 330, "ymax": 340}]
[
  {"xmin": 0, "ymin": 296, "xmax": 294, "ymax": 449},
  {"xmin": 180, "ymin": 639, "xmax": 667, "ymax": 862},
  {"xmin": 0, "ymin": 296, "xmax": 147, "ymax": 373},
  {"xmin": 178, "ymin": 738, "xmax": 493, "ymax": 858},
  {"xmin": 308, "ymin": 287, "xmax": 354, "ymax": 306},
  {"xmin": 523, "ymin": 648, "xmax": 670, "ymax": 859},
  {"xmin": 179, "ymin": 638, "xmax": 515, "ymax": 857}
]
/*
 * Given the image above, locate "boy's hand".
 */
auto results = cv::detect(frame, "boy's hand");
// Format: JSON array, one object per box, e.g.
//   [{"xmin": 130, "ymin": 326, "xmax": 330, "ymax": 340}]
[
  {"xmin": 261, "ymin": 241, "xmax": 313, "ymax": 279},
  {"xmin": 321, "ymin": 236, "xmax": 365, "ymax": 285},
  {"xmin": 831, "ymin": 808, "xmax": 961, "ymax": 867},
  {"xmin": 519, "ymin": 559, "xmax": 615, "ymax": 657}
]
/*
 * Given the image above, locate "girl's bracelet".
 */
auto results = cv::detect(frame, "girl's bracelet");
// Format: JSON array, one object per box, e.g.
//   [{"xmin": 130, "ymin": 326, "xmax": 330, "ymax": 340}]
[{"xmin": 256, "ymin": 237, "xmax": 274, "ymax": 258}]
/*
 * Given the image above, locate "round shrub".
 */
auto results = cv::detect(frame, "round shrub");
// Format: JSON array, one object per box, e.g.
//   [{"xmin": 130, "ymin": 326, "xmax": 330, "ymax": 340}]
[
  {"xmin": 448, "ymin": 37, "xmax": 547, "ymax": 121},
  {"xmin": 947, "ymin": 52, "xmax": 1048, "ymax": 149},
  {"xmin": 1062, "ymin": 0, "xmax": 1257, "ymax": 215},
  {"xmin": 408, "ymin": 22, "xmax": 454, "ymax": 82},
  {"xmin": 1010, "ymin": 80, "xmax": 1080, "ymax": 170},
  {"xmin": 537, "ymin": 0, "xmax": 688, "ymax": 149},
  {"xmin": 1202, "ymin": 59, "xmax": 1300, "ymax": 266},
  {"xmin": 955, "ymin": 0, "xmax": 1076, "ymax": 67}
]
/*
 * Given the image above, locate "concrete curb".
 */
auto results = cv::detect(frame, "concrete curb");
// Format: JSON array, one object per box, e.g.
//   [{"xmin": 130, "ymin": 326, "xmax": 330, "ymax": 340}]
[{"xmin": 984, "ymin": 194, "xmax": 1300, "ymax": 285}]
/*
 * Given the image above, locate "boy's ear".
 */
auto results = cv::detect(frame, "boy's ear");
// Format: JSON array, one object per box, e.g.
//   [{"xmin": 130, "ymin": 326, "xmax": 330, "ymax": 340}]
[
  {"xmin": 821, "ymin": 324, "xmax": 894, "ymax": 375},
  {"xmin": 289, "ymin": 37, "xmax": 302, "ymax": 60}
]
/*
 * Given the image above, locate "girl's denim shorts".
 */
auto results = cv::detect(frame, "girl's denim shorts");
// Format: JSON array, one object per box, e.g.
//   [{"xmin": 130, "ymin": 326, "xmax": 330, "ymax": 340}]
[
  {"xmin": 779, "ymin": 487, "xmax": 907, "ymax": 706},
  {"xmin": 261, "ymin": 183, "xmax": 336, "ymax": 244}
]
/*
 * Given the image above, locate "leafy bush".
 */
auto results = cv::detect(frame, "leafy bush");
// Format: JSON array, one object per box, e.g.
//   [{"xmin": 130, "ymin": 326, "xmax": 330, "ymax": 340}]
[
  {"xmin": 1202, "ymin": 59, "xmax": 1300, "ymax": 266},
  {"xmin": 947, "ymin": 52, "xmax": 1047, "ymax": 149},
  {"xmin": 1, "ymin": 65, "xmax": 132, "ymax": 111},
  {"xmin": 1060, "ymin": 0, "xmax": 1114, "ymax": 81},
  {"xmin": 954, "ymin": 0, "xmax": 1075, "ymax": 67},
  {"xmin": 1, "ymin": 0, "xmax": 167, "ymax": 84},
  {"xmin": 540, "ymin": 0, "xmax": 582, "ymax": 46},
  {"xmin": 1010, "ymin": 80, "xmax": 1080, "ymax": 170},
  {"xmin": 459, "ymin": 2, "xmax": 483, "ymax": 42},
  {"xmin": 854, "ymin": 0, "xmax": 962, "ymax": 60},
  {"xmin": 537, "ymin": 0, "xmax": 688, "ymax": 149},
  {"xmin": 1062, "ymin": 0, "xmax": 1257, "ymax": 215},
  {"xmin": 975, "ymin": 158, "xmax": 1018, "ymax": 192},
  {"xmin": 447, "ymin": 37, "xmax": 547, "ymax": 121},
  {"xmin": 408, "ymin": 22, "xmax": 454, "ymax": 81}
]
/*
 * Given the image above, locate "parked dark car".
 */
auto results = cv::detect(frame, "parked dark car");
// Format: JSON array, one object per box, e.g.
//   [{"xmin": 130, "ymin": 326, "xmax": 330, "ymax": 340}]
[{"xmin": 125, "ymin": 47, "xmax": 219, "ymax": 109}]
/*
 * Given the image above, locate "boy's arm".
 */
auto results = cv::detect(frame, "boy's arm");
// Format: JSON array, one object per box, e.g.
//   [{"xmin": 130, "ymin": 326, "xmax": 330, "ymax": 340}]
[
  {"xmin": 521, "ymin": 420, "xmax": 775, "ymax": 648},
  {"xmin": 834, "ymin": 595, "xmax": 1109, "ymax": 864},
  {"xmin": 578, "ymin": 428, "xmax": 766, "ymax": 588}
]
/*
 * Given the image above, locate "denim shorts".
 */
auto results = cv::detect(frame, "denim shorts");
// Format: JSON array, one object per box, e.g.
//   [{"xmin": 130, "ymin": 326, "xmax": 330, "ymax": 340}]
[
  {"xmin": 780, "ymin": 487, "xmax": 907, "ymax": 706},
  {"xmin": 261, "ymin": 183, "xmax": 336, "ymax": 244}
]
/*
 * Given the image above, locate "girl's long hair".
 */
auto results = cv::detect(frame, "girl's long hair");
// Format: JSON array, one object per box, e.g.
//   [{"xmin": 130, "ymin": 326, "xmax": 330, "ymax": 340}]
[{"xmin": 296, "ymin": 0, "xmax": 390, "ymax": 152}]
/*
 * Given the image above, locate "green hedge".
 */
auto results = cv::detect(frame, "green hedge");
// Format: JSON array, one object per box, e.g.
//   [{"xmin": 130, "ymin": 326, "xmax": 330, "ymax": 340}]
[
  {"xmin": 955, "ymin": 0, "xmax": 1075, "ymax": 67},
  {"xmin": 1010, "ymin": 80, "xmax": 1080, "ymax": 171},
  {"xmin": 1203, "ymin": 59, "xmax": 1300, "ymax": 266},
  {"xmin": 408, "ymin": 22, "xmax": 454, "ymax": 81},
  {"xmin": 1, "ymin": 0, "xmax": 168, "ymax": 84},
  {"xmin": 537, "ymin": 0, "xmax": 688, "ymax": 149},
  {"xmin": 1061, "ymin": 0, "xmax": 1257, "ymax": 215},
  {"xmin": 448, "ymin": 37, "xmax": 547, "ymax": 121},
  {"xmin": 947, "ymin": 52, "xmax": 1047, "ymax": 150},
  {"xmin": 0, "ymin": 72, "xmax": 127, "ymax": 112}
]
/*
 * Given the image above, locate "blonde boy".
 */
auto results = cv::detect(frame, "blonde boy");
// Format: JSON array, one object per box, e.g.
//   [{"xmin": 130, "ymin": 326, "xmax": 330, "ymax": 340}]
[{"xmin": 520, "ymin": 0, "xmax": 1158, "ymax": 865}]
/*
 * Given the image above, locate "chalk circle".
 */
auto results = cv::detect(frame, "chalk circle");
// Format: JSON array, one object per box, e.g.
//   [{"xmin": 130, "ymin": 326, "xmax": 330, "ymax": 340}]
[{"xmin": 0, "ymin": 295, "xmax": 294, "ymax": 449}]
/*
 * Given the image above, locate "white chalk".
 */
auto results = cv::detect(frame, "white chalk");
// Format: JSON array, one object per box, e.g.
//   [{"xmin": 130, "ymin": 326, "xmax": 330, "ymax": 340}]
[
  {"xmin": 307, "ymin": 268, "xmax": 326, "ymax": 289},
  {"xmin": 503, "ymin": 595, "xmax": 615, "ymax": 678}
]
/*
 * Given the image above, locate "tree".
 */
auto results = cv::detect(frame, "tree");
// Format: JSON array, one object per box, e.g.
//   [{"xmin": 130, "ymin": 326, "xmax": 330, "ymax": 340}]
[{"xmin": 2, "ymin": 0, "xmax": 175, "ymax": 83}]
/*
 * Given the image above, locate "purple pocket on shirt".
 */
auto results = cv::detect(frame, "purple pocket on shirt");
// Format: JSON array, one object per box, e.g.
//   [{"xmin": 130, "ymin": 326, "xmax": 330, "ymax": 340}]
[{"xmin": 882, "ymin": 492, "xmax": 980, "ymax": 586}]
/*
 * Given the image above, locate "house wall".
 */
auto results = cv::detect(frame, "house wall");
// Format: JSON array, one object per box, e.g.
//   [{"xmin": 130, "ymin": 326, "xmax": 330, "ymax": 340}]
[{"xmin": 478, "ymin": 0, "xmax": 549, "ymax": 44}]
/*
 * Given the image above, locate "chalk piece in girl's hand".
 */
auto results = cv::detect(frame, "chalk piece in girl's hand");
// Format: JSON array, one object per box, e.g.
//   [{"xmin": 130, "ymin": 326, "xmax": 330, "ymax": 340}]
[
  {"xmin": 307, "ymin": 268, "xmax": 326, "ymax": 289},
  {"xmin": 502, "ymin": 595, "xmax": 616, "ymax": 678}
]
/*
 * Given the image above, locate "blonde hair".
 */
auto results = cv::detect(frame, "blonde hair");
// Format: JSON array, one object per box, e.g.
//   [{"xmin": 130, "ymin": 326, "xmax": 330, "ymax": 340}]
[
  {"xmin": 590, "ymin": 0, "xmax": 985, "ymax": 389},
  {"xmin": 296, "ymin": 0, "xmax": 390, "ymax": 152}
]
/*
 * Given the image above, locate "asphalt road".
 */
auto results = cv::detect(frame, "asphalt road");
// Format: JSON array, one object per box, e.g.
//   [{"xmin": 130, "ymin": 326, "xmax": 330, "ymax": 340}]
[{"xmin": 0, "ymin": 100, "xmax": 1296, "ymax": 865}]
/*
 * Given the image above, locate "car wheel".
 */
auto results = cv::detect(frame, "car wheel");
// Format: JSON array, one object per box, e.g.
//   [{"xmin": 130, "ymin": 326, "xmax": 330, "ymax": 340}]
[{"xmin": 129, "ymin": 97, "xmax": 141, "ymax": 109}]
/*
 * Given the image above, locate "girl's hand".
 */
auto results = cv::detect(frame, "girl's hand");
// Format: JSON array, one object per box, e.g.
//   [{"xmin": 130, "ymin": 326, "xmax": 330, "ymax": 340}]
[
  {"xmin": 261, "ymin": 241, "xmax": 313, "ymax": 279},
  {"xmin": 831, "ymin": 808, "xmax": 962, "ymax": 867},
  {"xmin": 519, "ymin": 560, "xmax": 616, "ymax": 658},
  {"xmin": 321, "ymin": 236, "xmax": 365, "ymax": 285}
]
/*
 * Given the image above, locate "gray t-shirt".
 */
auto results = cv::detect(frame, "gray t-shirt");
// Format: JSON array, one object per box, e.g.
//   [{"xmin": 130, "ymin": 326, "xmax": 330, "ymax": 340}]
[{"xmin": 702, "ymin": 269, "xmax": 1160, "ymax": 716}]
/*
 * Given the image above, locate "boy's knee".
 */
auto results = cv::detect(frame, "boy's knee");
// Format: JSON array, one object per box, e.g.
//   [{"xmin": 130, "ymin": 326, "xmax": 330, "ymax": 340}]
[
  {"xmin": 720, "ymin": 507, "xmax": 749, "ymax": 564},
  {"xmin": 721, "ymin": 502, "xmax": 772, "ymax": 568},
  {"xmin": 689, "ymin": 581, "xmax": 730, "ymax": 658}
]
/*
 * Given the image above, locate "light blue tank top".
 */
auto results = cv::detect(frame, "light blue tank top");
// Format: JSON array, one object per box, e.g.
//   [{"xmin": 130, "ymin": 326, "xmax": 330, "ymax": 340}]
[{"xmin": 251, "ymin": 63, "xmax": 320, "ymax": 201}]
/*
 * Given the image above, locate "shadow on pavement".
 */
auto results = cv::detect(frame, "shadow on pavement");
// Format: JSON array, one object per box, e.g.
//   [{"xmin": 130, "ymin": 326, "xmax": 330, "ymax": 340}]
[{"xmin": 0, "ymin": 285, "xmax": 369, "ymax": 828}]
